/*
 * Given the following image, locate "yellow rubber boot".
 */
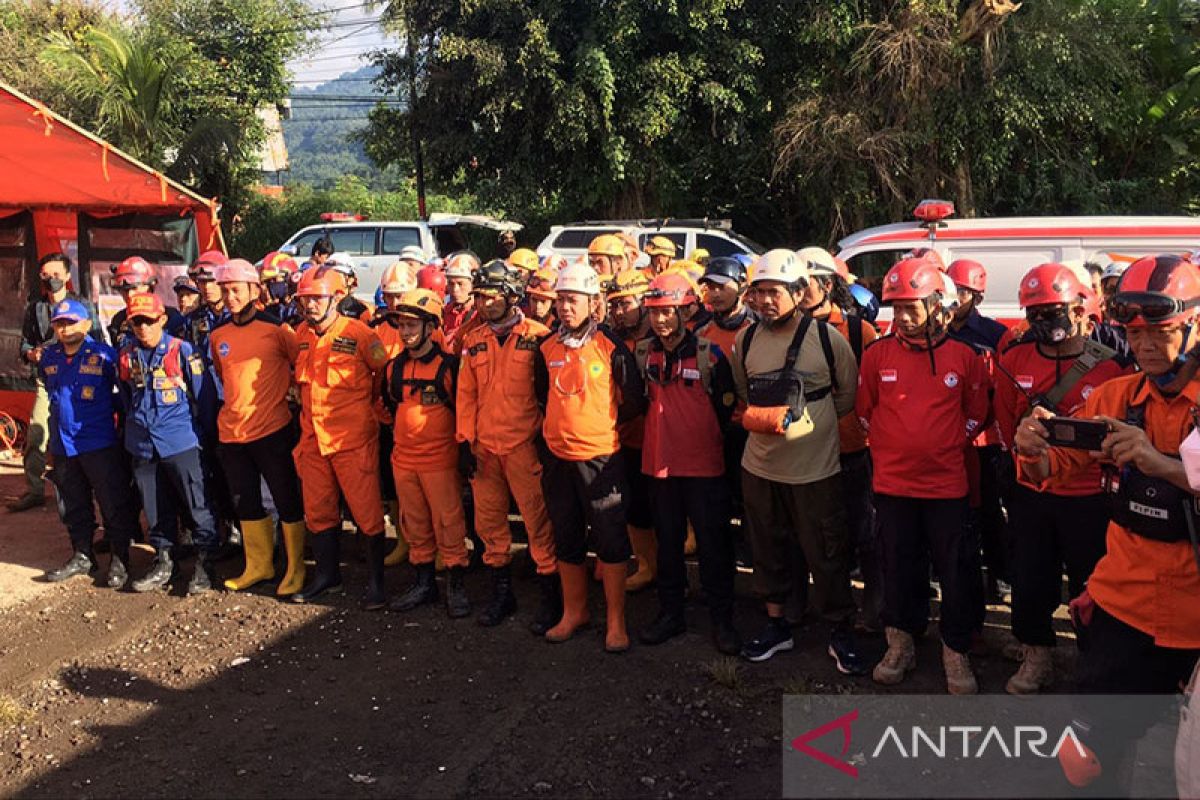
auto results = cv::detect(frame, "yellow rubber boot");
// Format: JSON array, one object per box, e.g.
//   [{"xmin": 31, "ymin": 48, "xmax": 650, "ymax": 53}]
[
  {"xmin": 383, "ymin": 501, "xmax": 409, "ymax": 567},
  {"xmin": 276, "ymin": 521, "xmax": 308, "ymax": 597},
  {"xmin": 625, "ymin": 526, "xmax": 657, "ymax": 592},
  {"xmin": 435, "ymin": 551, "xmax": 446, "ymax": 573},
  {"xmin": 683, "ymin": 523, "xmax": 697, "ymax": 556},
  {"xmin": 224, "ymin": 517, "xmax": 275, "ymax": 591}
]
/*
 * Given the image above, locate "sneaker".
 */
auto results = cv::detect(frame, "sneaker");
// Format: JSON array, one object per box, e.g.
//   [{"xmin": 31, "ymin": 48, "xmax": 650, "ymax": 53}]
[
  {"xmin": 740, "ymin": 618, "xmax": 794, "ymax": 662},
  {"xmin": 828, "ymin": 627, "xmax": 867, "ymax": 676}
]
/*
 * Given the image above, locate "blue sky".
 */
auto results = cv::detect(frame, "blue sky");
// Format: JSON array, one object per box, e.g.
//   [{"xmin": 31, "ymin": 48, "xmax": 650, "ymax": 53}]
[{"xmin": 287, "ymin": 2, "xmax": 399, "ymax": 89}]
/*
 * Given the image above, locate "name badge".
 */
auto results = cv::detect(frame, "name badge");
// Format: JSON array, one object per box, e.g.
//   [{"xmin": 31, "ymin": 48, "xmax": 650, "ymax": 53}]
[
  {"xmin": 331, "ymin": 335, "xmax": 358, "ymax": 355},
  {"xmin": 79, "ymin": 365, "xmax": 103, "ymax": 376},
  {"xmin": 682, "ymin": 368, "xmax": 701, "ymax": 381},
  {"xmin": 160, "ymin": 389, "xmax": 179, "ymax": 404},
  {"xmin": 549, "ymin": 360, "xmax": 565, "ymax": 368},
  {"xmin": 152, "ymin": 377, "xmax": 174, "ymax": 390}
]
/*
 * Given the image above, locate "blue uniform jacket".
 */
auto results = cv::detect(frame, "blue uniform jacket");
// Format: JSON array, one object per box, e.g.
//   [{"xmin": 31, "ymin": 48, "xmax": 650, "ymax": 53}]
[
  {"xmin": 107, "ymin": 306, "xmax": 187, "ymax": 350},
  {"xmin": 953, "ymin": 308, "xmax": 1007, "ymax": 352},
  {"xmin": 184, "ymin": 304, "xmax": 231, "ymax": 441},
  {"xmin": 117, "ymin": 334, "xmax": 205, "ymax": 460},
  {"xmin": 38, "ymin": 336, "xmax": 121, "ymax": 458}
]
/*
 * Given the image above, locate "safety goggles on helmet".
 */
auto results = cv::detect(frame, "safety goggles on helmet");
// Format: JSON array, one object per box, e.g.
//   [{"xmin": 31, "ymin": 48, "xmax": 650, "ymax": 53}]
[{"xmin": 1108, "ymin": 291, "xmax": 1200, "ymax": 325}]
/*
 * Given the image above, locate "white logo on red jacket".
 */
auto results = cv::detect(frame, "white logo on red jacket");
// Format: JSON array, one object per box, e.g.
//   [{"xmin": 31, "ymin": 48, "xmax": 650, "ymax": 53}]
[
  {"xmin": 880, "ymin": 369, "xmax": 898, "ymax": 383},
  {"xmin": 944, "ymin": 371, "xmax": 959, "ymax": 388},
  {"xmin": 1081, "ymin": 385, "xmax": 1094, "ymax": 400}
]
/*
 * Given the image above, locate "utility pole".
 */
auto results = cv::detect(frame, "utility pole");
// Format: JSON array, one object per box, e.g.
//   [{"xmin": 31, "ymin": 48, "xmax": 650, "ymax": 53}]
[{"xmin": 406, "ymin": 11, "xmax": 427, "ymax": 221}]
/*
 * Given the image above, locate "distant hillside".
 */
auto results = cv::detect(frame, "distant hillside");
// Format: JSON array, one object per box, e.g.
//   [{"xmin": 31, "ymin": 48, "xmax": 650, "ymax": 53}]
[{"xmin": 284, "ymin": 65, "xmax": 399, "ymax": 188}]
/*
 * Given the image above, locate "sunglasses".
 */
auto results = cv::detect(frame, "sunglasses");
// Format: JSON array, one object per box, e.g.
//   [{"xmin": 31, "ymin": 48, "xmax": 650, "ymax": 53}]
[
  {"xmin": 1025, "ymin": 305, "xmax": 1069, "ymax": 323},
  {"xmin": 130, "ymin": 316, "xmax": 161, "ymax": 327},
  {"xmin": 1108, "ymin": 292, "xmax": 1200, "ymax": 325}
]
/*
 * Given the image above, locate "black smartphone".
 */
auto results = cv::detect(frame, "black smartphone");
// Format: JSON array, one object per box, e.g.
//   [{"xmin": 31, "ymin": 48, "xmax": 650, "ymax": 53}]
[{"xmin": 1044, "ymin": 417, "xmax": 1109, "ymax": 451}]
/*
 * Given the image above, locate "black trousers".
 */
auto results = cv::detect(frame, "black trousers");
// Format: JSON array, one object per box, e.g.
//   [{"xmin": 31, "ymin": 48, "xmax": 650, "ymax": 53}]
[
  {"xmin": 741, "ymin": 470, "xmax": 856, "ymax": 625},
  {"xmin": 218, "ymin": 423, "xmax": 304, "ymax": 524},
  {"xmin": 874, "ymin": 494, "xmax": 981, "ymax": 653},
  {"xmin": 620, "ymin": 446, "xmax": 653, "ymax": 529},
  {"xmin": 133, "ymin": 447, "xmax": 219, "ymax": 552},
  {"xmin": 50, "ymin": 445, "xmax": 140, "ymax": 552},
  {"xmin": 976, "ymin": 444, "xmax": 1011, "ymax": 584},
  {"xmin": 1008, "ymin": 484, "xmax": 1108, "ymax": 646},
  {"xmin": 541, "ymin": 450, "xmax": 631, "ymax": 564},
  {"xmin": 650, "ymin": 475, "xmax": 735, "ymax": 619},
  {"xmin": 199, "ymin": 434, "xmax": 237, "ymax": 525}
]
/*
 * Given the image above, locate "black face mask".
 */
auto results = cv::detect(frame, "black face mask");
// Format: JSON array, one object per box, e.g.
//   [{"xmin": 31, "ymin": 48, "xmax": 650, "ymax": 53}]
[
  {"xmin": 41, "ymin": 277, "xmax": 65, "ymax": 294},
  {"xmin": 1029, "ymin": 308, "xmax": 1074, "ymax": 345},
  {"xmin": 266, "ymin": 281, "xmax": 289, "ymax": 302}
]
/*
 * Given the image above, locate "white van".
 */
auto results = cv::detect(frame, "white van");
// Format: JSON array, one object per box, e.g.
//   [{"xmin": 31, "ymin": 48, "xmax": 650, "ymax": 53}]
[
  {"xmin": 836, "ymin": 208, "xmax": 1200, "ymax": 322},
  {"xmin": 277, "ymin": 213, "xmax": 520, "ymax": 303},
  {"xmin": 537, "ymin": 219, "xmax": 763, "ymax": 263}
]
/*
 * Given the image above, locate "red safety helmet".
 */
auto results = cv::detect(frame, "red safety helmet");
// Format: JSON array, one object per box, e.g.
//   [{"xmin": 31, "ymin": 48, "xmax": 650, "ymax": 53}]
[
  {"xmin": 947, "ymin": 259, "xmax": 987, "ymax": 293},
  {"xmin": 112, "ymin": 256, "xmax": 157, "ymax": 289},
  {"xmin": 644, "ymin": 272, "xmax": 699, "ymax": 308},
  {"xmin": 190, "ymin": 249, "xmax": 227, "ymax": 281},
  {"xmin": 260, "ymin": 251, "xmax": 299, "ymax": 281},
  {"xmin": 1109, "ymin": 254, "xmax": 1200, "ymax": 326},
  {"xmin": 1018, "ymin": 264, "xmax": 1085, "ymax": 309},
  {"xmin": 1079, "ymin": 286, "xmax": 1104, "ymax": 322},
  {"xmin": 881, "ymin": 257, "xmax": 945, "ymax": 303},
  {"xmin": 416, "ymin": 263, "xmax": 448, "ymax": 294},
  {"xmin": 906, "ymin": 247, "xmax": 946, "ymax": 271},
  {"xmin": 294, "ymin": 266, "xmax": 347, "ymax": 298}
]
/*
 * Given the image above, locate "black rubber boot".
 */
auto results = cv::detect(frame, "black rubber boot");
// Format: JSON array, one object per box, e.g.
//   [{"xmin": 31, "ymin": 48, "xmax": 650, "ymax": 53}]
[
  {"xmin": 389, "ymin": 562, "xmax": 438, "ymax": 611},
  {"xmin": 528, "ymin": 573, "xmax": 562, "ymax": 636},
  {"xmin": 105, "ymin": 544, "xmax": 130, "ymax": 589},
  {"xmin": 132, "ymin": 549, "xmax": 174, "ymax": 593},
  {"xmin": 446, "ymin": 566, "xmax": 471, "ymax": 619},
  {"xmin": 362, "ymin": 535, "xmax": 387, "ymax": 611},
  {"xmin": 44, "ymin": 551, "xmax": 96, "ymax": 583},
  {"xmin": 293, "ymin": 529, "xmax": 343, "ymax": 603},
  {"xmin": 639, "ymin": 609, "xmax": 687, "ymax": 645},
  {"xmin": 187, "ymin": 551, "xmax": 214, "ymax": 596},
  {"xmin": 711, "ymin": 612, "xmax": 742, "ymax": 656},
  {"xmin": 477, "ymin": 565, "xmax": 516, "ymax": 627}
]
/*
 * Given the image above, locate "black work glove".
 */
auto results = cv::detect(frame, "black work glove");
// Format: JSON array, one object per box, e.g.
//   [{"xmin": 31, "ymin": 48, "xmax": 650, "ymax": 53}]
[{"xmin": 458, "ymin": 441, "xmax": 477, "ymax": 480}]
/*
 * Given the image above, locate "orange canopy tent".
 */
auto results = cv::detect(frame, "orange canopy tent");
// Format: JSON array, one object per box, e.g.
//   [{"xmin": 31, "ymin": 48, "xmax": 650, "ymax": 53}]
[{"xmin": 0, "ymin": 80, "xmax": 225, "ymax": 420}]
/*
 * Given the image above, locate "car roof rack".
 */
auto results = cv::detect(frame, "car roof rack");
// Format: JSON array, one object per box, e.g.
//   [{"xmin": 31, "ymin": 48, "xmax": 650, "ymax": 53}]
[{"xmin": 569, "ymin": 218, "xmax": 733, "ymax": 231}]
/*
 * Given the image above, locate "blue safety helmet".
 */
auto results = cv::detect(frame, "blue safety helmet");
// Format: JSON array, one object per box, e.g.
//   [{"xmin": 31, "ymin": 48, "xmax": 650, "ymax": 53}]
[{"xmin": 849, "ymin": 283, "xmax": 880, "ymax": 324}]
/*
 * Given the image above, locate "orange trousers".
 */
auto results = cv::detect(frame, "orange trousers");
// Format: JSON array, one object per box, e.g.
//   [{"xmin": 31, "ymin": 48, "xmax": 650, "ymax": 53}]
[
  {"xmin": 392, "ymin": 465, "xmax": 469, "ymax": 568},
  {"xmin": 471, "ymin": 441, "xmax": 557, "ymax": 575},
  {"xmin": 293, "ymin": 436, "xmax": 385, "ymax": 535}
]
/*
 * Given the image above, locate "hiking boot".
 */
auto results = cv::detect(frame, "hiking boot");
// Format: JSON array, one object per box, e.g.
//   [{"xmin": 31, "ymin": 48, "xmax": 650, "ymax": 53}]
[
  {"xmin": 740, "ymin": 617, "xmax": 794, "ymax": 662},
  {"xmin": 105, "ymin": 548, "xmax": 130, "ymax": 590},
  {"xmin": 711, "ymin": 615, "xmax": 742, "ymax": 656},
  {"xmin": 477, "ymin": 566, "xmax": 516, "ymax": 627},
  {"xmin": 446, "ymin": 566, "xmax": 470, "ymax": 619},
  {"xmin": 528, "ymin": 573, "xmax": 562, "ymax": 636},
  {"xmin": 389, "ymin": 562, "xmax": 438, "ymax": 612},
  {"xmin": 187, "ymin": 552, "xmax": 214, "ymax": 596},
  {"xmin": 942, "ymin": 644, "xmax": 979, "ymax": 695},
  {"xmin": 1006, "ymin": 644, "xmax": 1053, "ymax": 695},
  {"xmin": 131, "ymin": 550, "xmax": 174, "ymax": 593},
  {"xmin": 872, "ymin": 627, "xmax": 916, "ymax": 685},
  {"xmin": 7, "ymin": 493, "xmax": 45, "ymax": 512},
  {"xmin": 828, "ymin": 626, "xmax": 867, "ymax": 676},
  {"xmin": 639, "ymin": 610, "xmax": 686, "ymax": 646},
  {"xmin": 44, "ymin": 551, "xmax": 96, "ymax": 583}
]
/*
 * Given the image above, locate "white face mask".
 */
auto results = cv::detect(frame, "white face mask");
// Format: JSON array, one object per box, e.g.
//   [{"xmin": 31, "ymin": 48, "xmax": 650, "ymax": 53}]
[{"xmin": 1179, "ymin": 426, "xmax": 1200, "ymax": 492}]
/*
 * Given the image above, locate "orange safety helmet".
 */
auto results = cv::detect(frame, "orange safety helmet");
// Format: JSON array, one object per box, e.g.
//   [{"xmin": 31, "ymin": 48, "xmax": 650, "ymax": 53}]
[
  {"xmin": 1109, "ymin": 254, "xmax": 1200, "ymax": 326},
  {"xmin": 380, "ymin": 261, "xmax": 416, "ymax": 295},
  {"xmin": 947, "ymin": 259, "xmax": 987, "ymax": 294},
  {"xmin": 1018, "ymin": 263, "xmax": 1085, "ymax": 308},
  {"xmin": 881, "ymin": 257, "xmax": 946, "ymax": 304},
  {"xmin": 416, "ymin": 263, "xmax": 448, "ymax": 294},
  {"xmin": 294, "ymin": 266, "xmax": 347, "ymax": 298},
  {"xmin": 392, "ymin": 288, "xmax": 444, "ymax": 324},
  {"xmin": 526, "ymin": 268, "xmax": 558, "ymax": 300},
  {"xmin": 644, "ymin": 272, "xmax": 699, "ymax": 308},
  {"xmin": 112, "ymin": 256, "xmax": 157, "ymax": 289}
]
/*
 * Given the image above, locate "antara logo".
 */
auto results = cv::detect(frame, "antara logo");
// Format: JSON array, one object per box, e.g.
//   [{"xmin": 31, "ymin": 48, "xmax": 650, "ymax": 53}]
[{"xmin": 790, "ymin": 711, "xmax": 1088, "ymax": 778}]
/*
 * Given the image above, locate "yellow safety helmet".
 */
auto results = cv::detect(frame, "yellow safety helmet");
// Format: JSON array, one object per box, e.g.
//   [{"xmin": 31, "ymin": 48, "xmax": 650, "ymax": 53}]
[
  {"xmin": 507, "ymin": 248, "xmax": 539, "ymax": 272},
  {"xmin": 588, "ymin": 234, "xmax": 626, "ymax": 259},
  {"xmin": 644, "ymin": 236, "xmax": 677, "ymax": 258},
  {"xmin": 606, "ymin": 269, "xmax": 651, "ymax": 301}
]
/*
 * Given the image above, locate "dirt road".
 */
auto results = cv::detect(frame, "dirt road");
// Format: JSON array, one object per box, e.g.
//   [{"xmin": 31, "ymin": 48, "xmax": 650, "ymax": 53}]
[{"xmin": 0, "ymin": 467, "xmax": 1062, "ymax": 799}]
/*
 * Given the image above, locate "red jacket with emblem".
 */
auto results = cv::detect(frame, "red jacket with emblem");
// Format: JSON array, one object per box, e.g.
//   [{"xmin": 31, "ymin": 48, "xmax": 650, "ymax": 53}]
[{"xmin": 856, "ymin": 334, "xmax": 990, "ymax": 499}]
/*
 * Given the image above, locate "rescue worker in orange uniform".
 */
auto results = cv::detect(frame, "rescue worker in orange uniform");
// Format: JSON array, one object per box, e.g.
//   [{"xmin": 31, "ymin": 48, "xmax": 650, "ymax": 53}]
[
  {"xmin": 606, "ymin": 270, "xmax": 657, "ymax": 591},
  {"xmin": 442, "ymin": 251, "xmax": 481, "ymax": 353},
  {"xmin": 796, "ymin": 246, "xmax": 882, "ymax": 631},
  {"xmin": 371, "ymin": 262, "xmax": 417, "ymax": 567},
  {"xmin": 209, "ymin": 260, "xmax": 307, "ymax": 598},
  {"xmin": 858, "ymin": 259, "xmax": 990, "ymax": 694},
  {"xmin": 587, "ymin": 234, "xmax": 629, "ymax": 278},
  {"xmin": 523, "ymin": 267, "xmax": 559, "ymax": 331},
  {"xmin": 457, "ymin": 261, "xmax": 560, "ymax": 630},
  {"xmin": 994, "ymin": 263, "xmax": 1129, "ymax": 695},
  {"xmin": 535, "ymin": 263, "xmax": 647, "ymax": 652},
  {"xmin": 1015, "ymin": 254, "xmax": 1200, "ymax": 796},
  {"xmin": 644, "ymin": 236, "xmax": 676, "ymax": 277},
  {"xmin": 636, "ymin": 272, "xmax": 741, "ymax": 654},
  {"xmin": 382, "ymin": 289, "xmax": 472, "ymax": 618},
  {"xmin": 291, "ymin": 266, "xmax": 391, "ymax": 609}
]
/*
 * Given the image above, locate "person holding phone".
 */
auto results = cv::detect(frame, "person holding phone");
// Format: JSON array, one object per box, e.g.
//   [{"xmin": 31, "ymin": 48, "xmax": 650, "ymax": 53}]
[
  {"xmin": 994, "ymin": 263, "xmax": 1130, "ymax": 694},
  {"xmin": 1014, "ymin": 253, "xmax": 1200, "ymax": 796}
]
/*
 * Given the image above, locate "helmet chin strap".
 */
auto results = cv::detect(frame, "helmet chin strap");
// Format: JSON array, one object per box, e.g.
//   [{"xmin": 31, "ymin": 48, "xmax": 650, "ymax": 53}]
[{"xmin": 306, "ymin": 297, "xmax": 335, "ymax": 329}]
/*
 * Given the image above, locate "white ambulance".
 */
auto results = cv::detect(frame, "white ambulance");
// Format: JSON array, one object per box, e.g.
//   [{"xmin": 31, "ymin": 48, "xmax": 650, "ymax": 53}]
[{"xmin": 836, "ymin": 201, "xmax": 1200, "ymax": 323}]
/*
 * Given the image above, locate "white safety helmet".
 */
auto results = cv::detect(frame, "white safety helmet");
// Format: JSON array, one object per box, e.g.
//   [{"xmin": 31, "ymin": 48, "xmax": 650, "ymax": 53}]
[
  {"xmin": 750, "ymin": 249, "xmax": 809, "ymax": 287},
  {"xmin": 937, "ymin": 272, "xmax": 960, "ymax": 311},
  {"xmin": 1101, "ymin": 261, "xmax": 1128, "ymax": 282},
  {"xmin": 554, "ymin": 262, "xmax": 601, "ymax": 296},
  {"xmin": 397, "ymin": 245, "xmax": 428, "ymax": 264},
  {"xmin": 325, "ymin": 252, "xmax": 356, "ymax": 275},
  {"xmin": 795, "ymin": 246, "xmax": 839, "ymax": 278},
  {"xmin": 444, "ymin": 252, "xmax": 479, "ymax": 280}
]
